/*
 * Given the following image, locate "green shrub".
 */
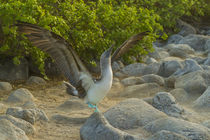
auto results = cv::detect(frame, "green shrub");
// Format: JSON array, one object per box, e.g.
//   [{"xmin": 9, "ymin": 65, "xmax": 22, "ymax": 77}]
[{"xmin": 0, "ymin": 0, "xmax": 207, "ymax": 77}]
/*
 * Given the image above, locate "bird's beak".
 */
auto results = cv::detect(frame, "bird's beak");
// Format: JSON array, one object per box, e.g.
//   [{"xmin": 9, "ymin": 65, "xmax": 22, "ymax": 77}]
[{"xmin": 106, "ymin": 45, "xmax": 113, "ymax": 58}]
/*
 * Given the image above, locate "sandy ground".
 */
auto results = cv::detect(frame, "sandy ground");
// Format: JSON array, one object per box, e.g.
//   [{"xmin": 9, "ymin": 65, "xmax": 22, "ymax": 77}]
[{"xmin": 0, "ymin": 78, "xmax": 210, "ymax": 140}]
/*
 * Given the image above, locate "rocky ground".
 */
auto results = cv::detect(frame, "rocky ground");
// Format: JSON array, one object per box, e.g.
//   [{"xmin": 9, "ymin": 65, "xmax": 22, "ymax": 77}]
[{"xmin": 1, "ymin": 20, "xmax": 210, "ymax": 140}]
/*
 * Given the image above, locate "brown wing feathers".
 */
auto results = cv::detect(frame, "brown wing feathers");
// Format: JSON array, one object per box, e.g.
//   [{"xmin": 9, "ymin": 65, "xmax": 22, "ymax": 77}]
[{"xmin": 111, "ymin": 31, "xmax": 148, "ymax": 61}]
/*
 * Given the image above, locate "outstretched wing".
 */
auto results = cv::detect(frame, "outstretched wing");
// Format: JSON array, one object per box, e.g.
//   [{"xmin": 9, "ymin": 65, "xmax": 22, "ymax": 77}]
[
  {"xmin": 111, "ymin": 31, "xmax": 149, "ymax": 61},
  {"xmin": 16, "ymin": 22, "xmax": 90, "ymax": 89}
]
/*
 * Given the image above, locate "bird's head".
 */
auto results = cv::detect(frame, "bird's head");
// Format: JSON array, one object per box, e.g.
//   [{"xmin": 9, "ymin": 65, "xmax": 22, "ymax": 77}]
[{"xmin": 100, "ymin": 45, "xmax": 113, "ymax": 62}]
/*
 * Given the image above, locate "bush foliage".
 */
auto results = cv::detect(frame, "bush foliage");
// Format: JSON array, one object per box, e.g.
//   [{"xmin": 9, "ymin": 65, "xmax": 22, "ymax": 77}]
[{"xmin": 0, "ymin": 0, "xmax": 208, "ymax": 76}]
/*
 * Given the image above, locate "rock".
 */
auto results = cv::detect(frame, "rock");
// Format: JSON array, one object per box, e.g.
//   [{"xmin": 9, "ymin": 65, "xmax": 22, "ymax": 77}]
[
  {"xmin": 141, "ymin": 74, "xmax": 165, "ymax": 86},
  {"xmin": 51, "ymin": 114, "xmax": 87, "ymax": 125},
  {"xmin": 170, "ymin": 88, "xmax": 189, "ymax": 102},
  {"xmin": 0, "ymin": 58, "xmax": 29, "ymax": 81},
  {"xmin": 148, "ymin": 49, "xmax": 161, "ymax": 60},
  {"xmin": 167, "ymin": 34, "xmax": 184, "ymax": 44},
  {"xmin": 6, "ymin": 88, "xmax": 34, "ymax": 104},
  {"xmin": 168, "ymin": 48, "xmax": 188, "ymax": 58},
  {"xmin": 0, "ymin": 119, "xmax": 29, "ymax": 140},
  {"xmin": 178, "ymin": 34, "xmax": 210, "ymax": 51},
  {"xmin": 121, "ymin": 83, "xmax": 162, "ymax": 98},
  {"xmin": 193, "ymin": 86, "xmax": 210, "ymax": 109},
  {"xmin": 192, "ymin": 57, "xmax": 206, "ymax": 65},
  {"xmin": 157, "ymin": 60, "xmax": 183, "ymax": 77},
  {"xmin": 58, "ymin": 98, "xmax": 88, "ymax": 110},
  {"xmin": 121, "ymin": 63, "xmax": 160, "ymax": 76},
  {"xmin": 121, "ymin": 77, "xmax": 145, "ymax": 86},
  {"xmin": 0, "ymin": 82, "xmax": 12, "ymax": 91},
  {"xmin": 158, "ymin": 51, "xmax": 170, "ymax": 60},
  {"xmin": 0, "ymin": 115, "xmax": 35, "ymax": 135},
  {"xmin": 164, "ymin": 76, "xmax": 176, "ymax": 88},
  {"xmin": 175, "ymin": 71, "xmax": 207, "ymax": 96},
  {"xmin": 177, "ymin": 20, "xmax": 196, "ymax": 36},
  {"xmin": 173, "ymin": 59, "xmax": 203, "ymax": 76},
  {"xmin": 204, "ymin": 58, "xmax": 210, "ymax": 66},
  {"xmin": 144, "ymin": 57, "xmax": 157, "ymax": 64},
  {"xmin": 147, "ymin": 130, "xmax": 189, "ymax": 140},
  {"xmin": 80, "ymin": 112, "xmax": 141, "ymax": 140},
  {"xmin": 165, "ymin": 44, "xmax": 195, "ymax": 54},
  {"xmin": 201, "ymin": 120, "xmax": 210, "ymax": 129},
  {"xmin": 22, "ymin": 101, "xmax": 37, "ymax": 109},
  {"xmin": 112, "ymin": 61, "xmax": 124, "ymax": 72},
  {"xmin": 104, "ymin": 98, "xmax": 167, "ymax": 129},
  {"xmin": 152, "ymin": 92, "xmax": 184, "ymax": 118},
  {"xmin": 144, "ymin": 117, "xmax": 210, "ymax": 140},
  {"xmin": 114, "ymin": 71, "xmax": 128, "ymax": 78},
  {"xmin": 26, "ymin": 76, "xmax": 46, "ymax": 85},
  {"xmin": 204, "ymin": 39, "xmax": 210, "ymax": 52},
  {"xmin": 6, "ymin": 107, "xmax": 49, "ymax": 124}
]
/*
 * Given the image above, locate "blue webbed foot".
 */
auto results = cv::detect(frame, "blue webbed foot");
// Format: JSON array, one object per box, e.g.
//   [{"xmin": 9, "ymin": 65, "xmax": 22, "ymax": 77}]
[{"xmin": 88, "ymin": 103, "xmax": 99, "ymax": 112}]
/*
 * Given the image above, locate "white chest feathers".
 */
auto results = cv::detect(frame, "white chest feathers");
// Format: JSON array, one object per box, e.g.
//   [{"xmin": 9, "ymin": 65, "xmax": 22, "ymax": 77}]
[{"xmin": 86, "ymin": 67, "xmax": 113, "ymax": 104}]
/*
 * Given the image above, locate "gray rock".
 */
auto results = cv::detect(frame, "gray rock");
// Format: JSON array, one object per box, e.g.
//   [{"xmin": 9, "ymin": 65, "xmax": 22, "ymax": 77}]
[
  {"xmin": 0, "ymin": 58, "xmax": 28, "ymax": 81},
  {"xmin": 164, "ymin": 76, "xmax": 176, "ymax": 88},
  {"xmin": 26, "ymin": 76, "xmax": 46, "ymax": 85},
  {"xmin": 141, "ymin": 74, "xmax": 165, "ymax": 86},
  {"xmin": 147, "ymin": 130, "xmax": 189, "ymax": 140},
  {"xmin": 193, "ymin": 86, "xmax": 210, "ymax": 109},
  {"xmin": 80, "ymin": 112, "xmax": 141, "ymax": 140},
  {"xmin": 51, "ymin": 114, "xmax": 87, "ymax": 125},
  {"xmin": 173, "ymin": 59, "xmax": 203, "ymax": 76},
  {"xmin": 148, "ymin": 50, "xmax": 161, "ymax": 60},
  {"xmin": 167, "ymin": 34, "xmax": 184, "ymax": 44},
  {"xmin": 201, "ymin": 120, "xmax": 210, "ymax": 129},
  {"xmin": 121, "ymin": 77, "xmax": 145, "ymax": 86},
  {"xmin": 6, "ymin": 107, "xmax": 49, "ymax": 124},
  {"xmin": 170, "ymin": 88, "xmax": 189, "ymax": 102},
  {"xmin": 144, "ymin": 57, "xmax": 157, "ymax": 64},
  {"xmin": 192, "ymin": 57, "xmax": 206, "ymax": 65},
  {"xmin": 22, "ymin": 101, "xmax": 37, "ymax": 109},
  {"xmin": 158, "ymin": 51, "xmax": 170, "ymax": 60},
  {"xmin": 178, "ymin": 34, "xmax": 210, "ymax": 51},
  {"xmin": 168, "ymin": 48, "xmax": 188, "ymax": 58},
  {"xmin": 0, "ymin": 82, "xmax": 12, "ymax": 91},
  {"xmin": 0, "ymin": 115, "xmax": 35, "ymax": 135},
  {"xmin": 6, "ymin": 88, "xmax": 34, "ymax": 104},
  {"xmin": 204, "ymin": 39, "xmax": 210, "ymax": 52},
  {"xmin": 177, "ymin": 20, "xmax": 196, "ymax": 36},
  {"xmin": 122, "ymin": 63, "xmax": 160, "ymax": 76},
  {"xmin": 0, "ymin": 119, "xmax": 29, "ymax": 140},
  {"xmin": 144, "ymin": 117, "xmax": 210, "ymax": 140},
  {"xmin": 157, "ymin": 60, "xmax": 183, "ymax": 77},
  {"xmin": 114, "ymin": 71, "xmax": 129, "ymax": 78},
  {"xmin": 120, "ymin": 83, "xmax": 162, "ymax": 98},
  {"xmin": 152, "ymin": 92, "xmax": 184, "ymax": 118},
  {"xmin": 175, "ymin": 71, "xmax": 207, "ymax": 95},
  {"xmin": 104, "ymin": 98, "xmax": 167, "ymax": 129},
  {"xmin": 204, "ymin": 58, "xmax": 210, "ymax": 66},
  {"xmin": 166, "ymin": 44, "xmax": 195, "ymax": 54},
  {"xmin": 112, "ymin": 61, "xmax": 124, "ymax": 72}
]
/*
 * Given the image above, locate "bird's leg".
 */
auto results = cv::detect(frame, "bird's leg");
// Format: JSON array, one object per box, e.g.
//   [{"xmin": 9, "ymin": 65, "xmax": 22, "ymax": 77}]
[{"xmin": 87, "ymin": 102, "xmax": 99, "ymax": 112}]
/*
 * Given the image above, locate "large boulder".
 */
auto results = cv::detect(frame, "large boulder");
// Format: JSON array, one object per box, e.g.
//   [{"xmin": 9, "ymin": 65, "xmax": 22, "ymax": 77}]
[
  {"xmin": 167, "ymin": 34, "xmax": 184, "ymax": 44},
  {"xmin": 104, "ymin": 98, "xmax": 167, "ymax": 129},
  {"xmin": 0, "ymin": 58, "xmax": 28, "ymax": 81},
  {"xmin": 0, "ymin": 119, "xmax": 29, "ymax": 140},
  {"xmin": 6, "ymin": 88, "xmax": 35, "ymax": 104},
  {"xmin": 175, "ymin": 71, "xmax": 207, "ymax": 96},
  {"xmin": 178, "ymin": 34, "xmax": 210, "ymax": 51},
  {"xmin": 157, "ymin": 60, "xmax": 183, "ymax": 77},
  {"xmin": 170, "ymin": 88, "xmax": 189, "ymax": 102},
  {"xmin": 165, "ymin": 44, "xmax": 195, "ymax": 55},
  {"xmin": 80, "ymin": 113, "xmax": 141, "ymax": 140},
  {"xmin": 144, "ymin": 117, "xmax": 210, "ymax": 140},
  {"xmin": 6, "ymin": 107, "xmax": 49, "ymax": 124}
]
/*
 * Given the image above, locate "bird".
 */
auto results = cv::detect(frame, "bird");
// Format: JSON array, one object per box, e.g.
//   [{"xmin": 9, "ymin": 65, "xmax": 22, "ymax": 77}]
[{"xmin": 16, "ymin": 22, "xmax": 148, "ymax": 112}]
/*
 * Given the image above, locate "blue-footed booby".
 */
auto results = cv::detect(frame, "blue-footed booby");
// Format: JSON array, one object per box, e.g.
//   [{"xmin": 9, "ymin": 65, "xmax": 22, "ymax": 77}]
[{"xmin": 16, "ymin": 22, "xmax": 148, "ymax": 112}]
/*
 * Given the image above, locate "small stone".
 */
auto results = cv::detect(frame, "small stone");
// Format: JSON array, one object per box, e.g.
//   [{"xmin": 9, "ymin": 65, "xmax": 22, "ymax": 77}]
[
  {"xmin": 193, "ymin": 86, "xmax": 210, "ymax": 109},
  {"xmin": 26, "ymin": 76, "xmax": 46, "ymax": 85},
  {"xmin": 6, "ymin": 88, "xmax": 34, "ymax": 104},
  {"xmin": 0, "ymin": 82, "xmax": 12, "ymax": 91},
  {"xmin": 141, "ymin": 74, "xmax": 165, "ymax": 86}
]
